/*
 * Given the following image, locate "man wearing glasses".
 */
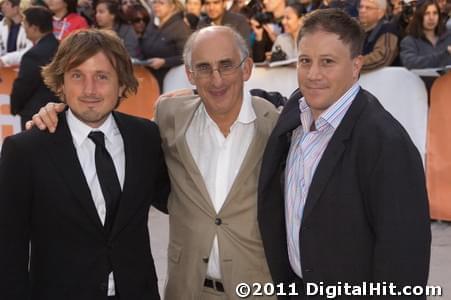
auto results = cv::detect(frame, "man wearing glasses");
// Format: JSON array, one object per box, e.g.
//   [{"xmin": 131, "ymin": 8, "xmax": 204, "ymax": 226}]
[
  {"xmin": 154, "ymin": 26, "xmax": 278, "ymax": 299},
  {"xmin": 358, "ymin": 0, "xmax": 400, "ymax": 71}
]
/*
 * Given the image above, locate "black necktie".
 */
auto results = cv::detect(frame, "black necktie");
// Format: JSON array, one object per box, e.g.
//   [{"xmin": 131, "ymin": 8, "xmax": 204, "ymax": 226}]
[{"xmin": 88, "ymin": 131, "xmax": 121, "ymax": 235}]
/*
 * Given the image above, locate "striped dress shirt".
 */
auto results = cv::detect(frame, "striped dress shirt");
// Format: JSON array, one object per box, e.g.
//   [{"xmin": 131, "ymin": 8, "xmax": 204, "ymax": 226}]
[{"xmin": 285, "ymin": 83, "xmax": 360, "ymax": 278}]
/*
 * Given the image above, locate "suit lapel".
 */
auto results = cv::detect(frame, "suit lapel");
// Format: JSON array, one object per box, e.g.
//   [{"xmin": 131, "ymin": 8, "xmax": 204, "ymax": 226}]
[
  {"xmin": 46, "ymin": 113, "xmax": 104, "ymax": 231},
  {"xmin": 274, "ymin": 96, "xmax": 302, "ymax": 139},
  {"xmin": 259, "ymin": 93, "xmax": 302, "ymax": 192},
  {"xmin": 109, "ymin": 112, "xmax": 143, "ymax": 239},
  {"xmin": 173, "ymin": 97, "xmax": 214, "ymax": 210},
  {"xmin": 221, "ymin": 97, "xmax": 275, "ymax": 211},
  {"xmin": 302, "ymin": 90, "xmax": 368, "ymax": 221}
]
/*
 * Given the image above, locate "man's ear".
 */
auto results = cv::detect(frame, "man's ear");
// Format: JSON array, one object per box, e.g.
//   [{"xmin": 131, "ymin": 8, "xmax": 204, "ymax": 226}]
[
  {"xmin": 185, "ymin": 65, "xmax": 196, "ymax": 85},
  {"xmin": 119, "ymin": 85, "xmax": 126, "ymax": 98},
  {"xmin": 352, "ymin": 55, "xmax": 364, "ymax": 80},
  {"xmin": 241, "ymin": 57, "xmax": 253, "ymax": 82}
]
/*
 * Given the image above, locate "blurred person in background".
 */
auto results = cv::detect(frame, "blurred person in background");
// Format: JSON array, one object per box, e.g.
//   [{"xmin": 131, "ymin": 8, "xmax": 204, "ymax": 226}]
[
  {"xmin": 437, "ymin": 0, "xmax": 449, "ymax": 23},
  {"xmin": 389, "ymin": 0, "xmax": 417, "ymax": 41},
  {"xmin": 140, "ymin": 0, "xmax": 190, "ymax": 90},
  {"xmin": 45, "ymin": 0, "xmax": 89, "ymax": 40},
  {"xmin": 388, "ymin": 0, "xmax": 404, "ymax": 16},
  {"xmin": 306, "ymin": 0, "xmax": 325, "ymax": 11},
  {"xmin": 359, "ymin": 0, "xmax": 400, "ymax": 71},
  {"xmin": 10, "ymin": 5, "xmax": 59, "ymax": 129},
  {"xmin": 400, "ymin": 0, "xmax": 451, "ymax": 68},
  {"xmin": 126, "ymin": 3, "xmax": 150, "ymax": 38},
  {"xmin": 198, "ymin": 0, "xmax": 251, "ymax": 47},
  {"xmin": 437, "ymin": 0, "xmax": 450, "ymax": 31},
  {"xmin": 250, "ymin": 0, "xmax": 284, "ymax": 62},
  {"xmin": 0, "ymin": 0, "xmax": 32, "ymax": 67},
  {"xmin": 120, "ymin": 0, "xmax": 137, "ymax": 14},
  {"xmin": 77, "ymin": 0, "xmax": 95, "ymax": 25},
  {"xmin": 229, "ymin": 0, "xmax": 247, "ymax": 13},
  {"xmin": 328, "ymin": 0, "xmax": 359, "ymax": 16},
  {"xmin": 300, "ymin": 0, "xmax": 358, "ymax": 13},
  {"xmin": 270, "ymin": 2, "xmax": 305, "ymax": 60},
  {"xmin": 183, "ymin": 0, "xmax": 202, "ymax": 29},
  {"xmin": 95, "ymin": 0, "xmax": 140, "ymax": 58}
]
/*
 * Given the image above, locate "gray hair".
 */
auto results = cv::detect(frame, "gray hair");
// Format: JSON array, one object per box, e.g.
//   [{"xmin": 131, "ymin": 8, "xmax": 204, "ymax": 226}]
[{"xmin": 183, "ymin": 26, "xmax": 250, "ymax": 69}]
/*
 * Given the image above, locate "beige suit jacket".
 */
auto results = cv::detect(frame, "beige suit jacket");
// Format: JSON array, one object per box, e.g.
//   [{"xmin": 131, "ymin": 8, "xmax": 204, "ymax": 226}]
[{"xmin": 155, "ymin": 95, "xmax": 279, "ymax": 299}]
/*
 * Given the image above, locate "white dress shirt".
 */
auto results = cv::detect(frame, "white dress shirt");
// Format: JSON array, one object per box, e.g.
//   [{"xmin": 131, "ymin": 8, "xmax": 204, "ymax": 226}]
[
  {"xmin": 66, "ymin": 109, "xmax": 125, "ymax": 296},
  {"xmin": 186, "ymin": 93, "xmax": 256, "ymax": 279}
]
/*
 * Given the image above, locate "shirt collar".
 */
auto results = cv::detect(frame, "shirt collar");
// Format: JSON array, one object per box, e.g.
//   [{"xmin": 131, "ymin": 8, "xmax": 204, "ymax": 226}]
[
  {"xmin": 202, "ymin": 91, "xmax": 256, "ymax": 129},
  {"xmin": 66, "ymin": 109, "xmax": 117, "ymax": 147},
  {"xmin": 299, "ymin": 83, "xmax": 360, "ymax": 131}
]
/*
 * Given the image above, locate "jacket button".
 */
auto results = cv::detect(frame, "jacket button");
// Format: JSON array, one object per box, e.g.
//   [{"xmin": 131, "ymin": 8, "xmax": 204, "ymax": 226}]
[
  {"xmin": 304, "ymin": 268, "xmax": 313, "ymax": 273},
  {"xmin": 215, "ymin": 218, "xmax": 222, "ymax": 225},
  {"xmin": 202, "ymin": 257, "xmax": 209, "ymax": 263}
]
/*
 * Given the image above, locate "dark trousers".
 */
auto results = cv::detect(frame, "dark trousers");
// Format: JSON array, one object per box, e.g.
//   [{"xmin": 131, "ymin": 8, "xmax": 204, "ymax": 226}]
[{"xmin": 290, "ymin": 276, "xmax": 305, "ymax": 300}]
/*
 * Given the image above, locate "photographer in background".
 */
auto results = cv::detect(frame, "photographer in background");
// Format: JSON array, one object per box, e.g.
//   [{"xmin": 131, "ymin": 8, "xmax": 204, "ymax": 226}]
[
  {"xmin": 390, "ymin": 0, "xmax": 417, "ymax": 40},
  {"xmin": 249, "ymin": 0, "xmax": 284, "ymax": 62},
  {"xmin": 269, "ymin": 2, "xmax": 306, "ymax": 61},
  {"xmin": 388, "ymin": 0, "xmax": 422, "ymax": 66}
]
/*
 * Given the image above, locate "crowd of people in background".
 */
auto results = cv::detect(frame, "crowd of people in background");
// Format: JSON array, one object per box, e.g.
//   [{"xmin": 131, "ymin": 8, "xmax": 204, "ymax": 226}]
[{"xmin": 0, "ymin": 0, "xmax": 450, "ymax": 91}]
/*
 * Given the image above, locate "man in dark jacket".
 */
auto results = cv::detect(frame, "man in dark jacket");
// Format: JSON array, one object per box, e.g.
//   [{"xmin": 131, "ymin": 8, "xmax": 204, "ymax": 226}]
[
  {"xmin": 259, "ymin": 9, "xmax": 431, "ymax": 299},
  {"xmin": 359, "ymin": 0, "xmax": 400, "ymax": 71},
  {"xmin": 10, "ymin": 6, "xmax": 59, "ymax": 129},
  {"xmin": 0, "ymin": 29, "xmax": 169, "ymax": 300},
  {"xmin": 197, "ymin": 0, "xmax": 251, "ymax": 48}
]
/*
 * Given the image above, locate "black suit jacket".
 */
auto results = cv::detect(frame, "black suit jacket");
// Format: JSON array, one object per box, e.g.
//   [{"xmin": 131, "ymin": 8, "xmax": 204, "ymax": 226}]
[
  {"xmin": 258, "ymin": 88, "xmax": 431, "ymax": 299},
  {"xmin": 10, "ymin": 33, "xmax": 60, "ymax": 119},
  {"xmin": 0, "ymin": 111, "xmax": 170, "ymax": 300}
]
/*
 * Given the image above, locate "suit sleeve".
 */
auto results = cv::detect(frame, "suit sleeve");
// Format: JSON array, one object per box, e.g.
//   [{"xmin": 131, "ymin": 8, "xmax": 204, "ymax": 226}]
[
  {"xmin": 10, "ymin": 52, "xmax": 41, "ymax": 115},
  {"xmin": 0, "ymin": 137, "xmax": 32, "ymax": 299},
  {"xmin": 364, "ymin": 129, "xmax": 431, "ymax": 298},
  {"xmin": 151, "ymin": 123, "xmax": 170, "ymax": 214}
]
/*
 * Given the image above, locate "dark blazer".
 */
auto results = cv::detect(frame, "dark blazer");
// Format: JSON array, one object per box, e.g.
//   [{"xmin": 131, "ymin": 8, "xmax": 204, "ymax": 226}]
[
  {"xmin": 115, "ymin": 23, "xmax": 140, "ymax": 59},
  {"xmin": 258, "ymin": 88, "xmax": 431, "ymax": 299},
  {"xmin": 140, "ymin": 12, "xmax": 191, "ymax": 90},
  {"xmin": 0, "ymin": 111, "xmax": 170, "ymax": 300},
  {"xmin": 10, "ymin": 33, "xmax": 59, "ymax": 124}
]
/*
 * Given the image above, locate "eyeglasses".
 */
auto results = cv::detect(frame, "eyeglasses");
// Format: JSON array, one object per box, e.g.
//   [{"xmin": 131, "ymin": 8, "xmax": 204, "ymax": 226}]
[
  {"xmin": 132, "ymin": 17, "xmax": 148, "ymax": 23},
  {"xmin": 189, "ymin": 57, "xmax": 247, "ymax": 78}
]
